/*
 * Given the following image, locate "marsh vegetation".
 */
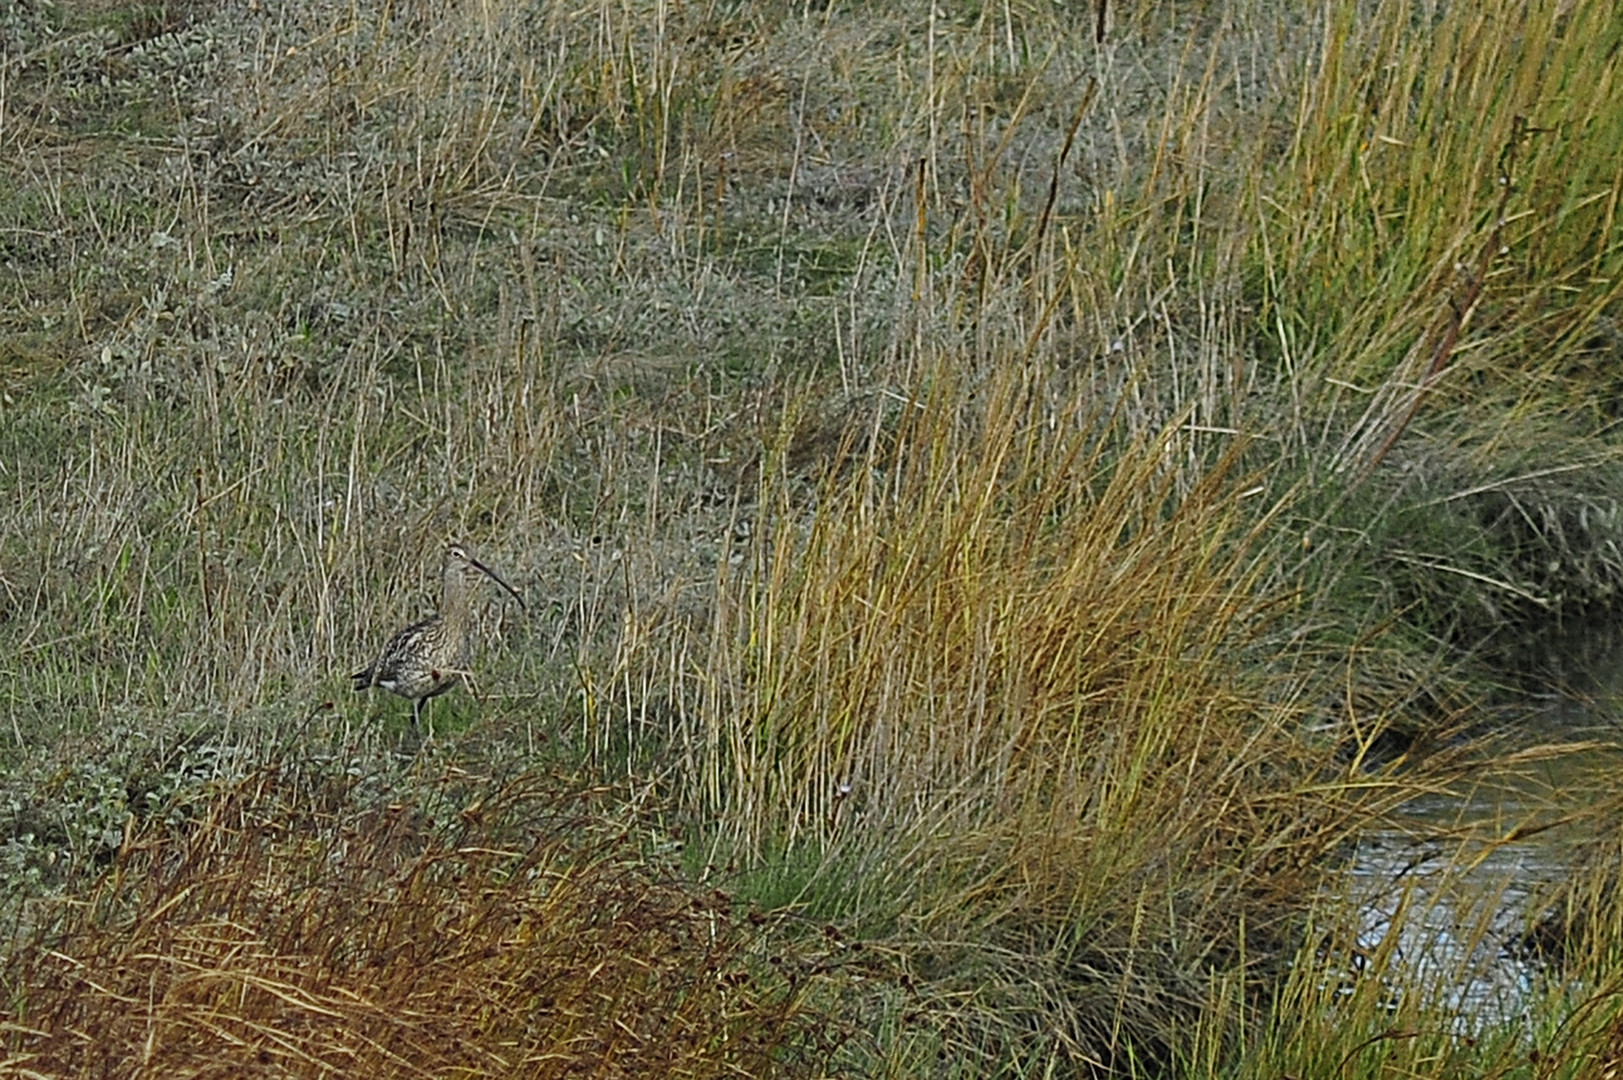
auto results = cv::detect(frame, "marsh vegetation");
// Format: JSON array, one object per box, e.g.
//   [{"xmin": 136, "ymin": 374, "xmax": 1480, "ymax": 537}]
[{"xmin": 1, "ymin": 0, "xmax": 1622, "ymax": 1074}]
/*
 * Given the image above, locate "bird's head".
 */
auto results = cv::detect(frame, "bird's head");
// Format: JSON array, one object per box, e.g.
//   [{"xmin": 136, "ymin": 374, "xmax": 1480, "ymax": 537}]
[{"xmin": 444, "ymin": 544, "xmax": 526, "ymax": 610}]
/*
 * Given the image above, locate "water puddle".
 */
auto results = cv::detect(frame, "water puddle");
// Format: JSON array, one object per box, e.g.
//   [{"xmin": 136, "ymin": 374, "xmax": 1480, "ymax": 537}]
[{"xmin": 1343, "ymin": 696, "xmax": 1623, "ymax": 1027}]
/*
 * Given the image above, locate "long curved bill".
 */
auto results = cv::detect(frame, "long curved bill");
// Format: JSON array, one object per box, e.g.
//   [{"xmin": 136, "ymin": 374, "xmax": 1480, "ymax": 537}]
[{"xmin": 469, "ymin": 556, "xmax": 527, "ymax": 611}]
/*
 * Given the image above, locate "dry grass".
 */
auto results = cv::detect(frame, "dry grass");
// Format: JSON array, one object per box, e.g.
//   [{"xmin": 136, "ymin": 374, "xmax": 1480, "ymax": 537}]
[
  {"xmin": 689, "ymin": 361, "xmax": 1374, "ymax": 1067},
  {"xmin": 0, "ymin": 759, "xmax": 845, "ymax": 1078},
  {"xmin": 0, "ymin": 0, "xmax": 1621, "ymax": 1074}
]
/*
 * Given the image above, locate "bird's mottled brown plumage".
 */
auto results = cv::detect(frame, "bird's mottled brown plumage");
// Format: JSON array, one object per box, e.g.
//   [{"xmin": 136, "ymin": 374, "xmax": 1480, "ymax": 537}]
[{"xmin": 353, "ymin": 544, "xmax": 525, "ymax": 732}]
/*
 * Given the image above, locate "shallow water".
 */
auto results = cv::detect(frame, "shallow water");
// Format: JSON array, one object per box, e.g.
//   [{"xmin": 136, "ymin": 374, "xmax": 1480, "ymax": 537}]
[{"xmin": 1343, "ymin": 695, "xmax": 1623, "ymax": 1027}]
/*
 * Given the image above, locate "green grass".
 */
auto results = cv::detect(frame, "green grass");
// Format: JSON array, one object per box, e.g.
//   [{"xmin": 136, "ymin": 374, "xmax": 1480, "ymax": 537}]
[{"xmin": 1, "ymin": 0, "xmax": 1622, "ymax": 1074}]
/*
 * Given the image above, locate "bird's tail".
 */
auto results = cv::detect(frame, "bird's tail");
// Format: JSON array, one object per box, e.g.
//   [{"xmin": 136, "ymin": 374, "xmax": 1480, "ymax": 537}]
[{"xmin": 352, "ymin": 666, "xmax": 374, "ymax": 691}]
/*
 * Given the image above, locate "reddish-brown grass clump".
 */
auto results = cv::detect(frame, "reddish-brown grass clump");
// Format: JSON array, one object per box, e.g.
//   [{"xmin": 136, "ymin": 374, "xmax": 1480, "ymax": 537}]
[{"xmin": 0, "ymin": 765, "xmax": 841, "ymax": 1079}]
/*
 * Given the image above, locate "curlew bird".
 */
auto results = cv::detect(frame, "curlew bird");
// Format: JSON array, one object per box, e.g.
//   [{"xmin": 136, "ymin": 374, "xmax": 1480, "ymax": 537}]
[{"xmin": 353, "ymin": 544, "xmax": 526, "ymax": 733}]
